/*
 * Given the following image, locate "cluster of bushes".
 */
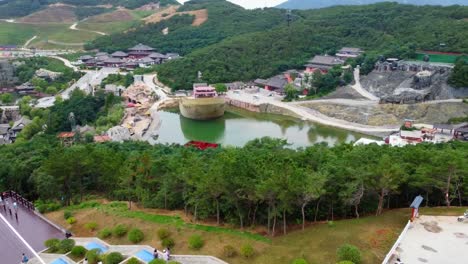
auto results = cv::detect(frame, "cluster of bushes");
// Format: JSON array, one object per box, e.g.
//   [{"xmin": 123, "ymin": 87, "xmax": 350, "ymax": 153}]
[
  {"xmin": 35, "ymin": 200, "xmax": 61, "ymax": 213},
  {"xmin": 85, "ymin": 222, "xmax": 98, "ymax": 231},
  {"xmin": 64, "ymin": 210, "xmax": 77, "ymax": 225},
  {"xmin": 128, "ymin": 228, "xmax": 145, "ymax": 244},
  {"xmin": 336, "ymin": 244, "xmax": 362, "ymax": 264},
  {"xmin": 157, "ymin": 228, "xmax": 175, "ymax": 248},
  {"xmin": 97, "ymin": 224, "xmax": 144, "ymax": 244},
  {"xmin": 84, "ymin": 249, "xmax": 125, "ymax": 264},
  {"xmin": 221, "ymin": 243, "xmax": 256, "ymax": 259},
  {"xmin": 44, "ymin": 238, "xmax": 75, "ymax": 254},
  {"xmin": 188, "ymin": 234, "xmax": 204, "ymax": 250}
]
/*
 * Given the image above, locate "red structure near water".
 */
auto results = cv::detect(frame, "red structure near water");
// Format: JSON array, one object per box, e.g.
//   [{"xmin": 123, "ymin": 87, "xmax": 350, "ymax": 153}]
[{"xmin": 184, "ymin": 141, "xmax": 219, "ymax": 150}]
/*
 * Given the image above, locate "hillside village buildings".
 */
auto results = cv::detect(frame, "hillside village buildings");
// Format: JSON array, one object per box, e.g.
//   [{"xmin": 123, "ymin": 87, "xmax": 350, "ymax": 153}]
[{"xmin": 79, "ymin": 43, "xmax": 180, "ymax": 70}]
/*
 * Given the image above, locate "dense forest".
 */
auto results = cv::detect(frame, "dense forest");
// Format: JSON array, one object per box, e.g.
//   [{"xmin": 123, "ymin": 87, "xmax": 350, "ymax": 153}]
[
  {"xmin": 85, "ymin": 0, "xmax": 286, "ymax": 55},
  {"xmin": 0, "ymin": 133, "xmax": 467, "ymax": 235},
  {"xmin": 0, "ymin": 0, "xmax": 178, "ymax": 18},
  {"xmin": 152, "ymin": 2, "xmax": 468, "ymax": 89}
]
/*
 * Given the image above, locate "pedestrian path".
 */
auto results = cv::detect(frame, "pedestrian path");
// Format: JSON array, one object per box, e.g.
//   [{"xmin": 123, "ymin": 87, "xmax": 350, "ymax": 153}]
[{"xmin": 0, "ymin": 197, "xmax": 64, "ymax": 264}]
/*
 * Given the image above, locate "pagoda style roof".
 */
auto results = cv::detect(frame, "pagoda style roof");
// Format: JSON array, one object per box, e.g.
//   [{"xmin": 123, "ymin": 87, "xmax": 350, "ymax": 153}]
[
  {"xmin": 111, "ymin": 51, "xmax": 128, "ymax": 57},
  {"xmin": 104, "ymin": 58, "xmax": 123, "ymax": 64},
  {"xmin": 139, "ymin": 57, "xmax": 155, "ymax": 63},
  {"xmin": 128, "ymin": 43, "xmax": 155, "ymax": 51},
  {"xmin": 79, "ymin": 55, "xmax": 93, "ymax": 61},
  {"xmin": 148, "ymin": 52, "xmax": 168, "ymax": 59},
  {"xmin": 308, "ymin": 55, "xmax": 344, "ymax": 66}
]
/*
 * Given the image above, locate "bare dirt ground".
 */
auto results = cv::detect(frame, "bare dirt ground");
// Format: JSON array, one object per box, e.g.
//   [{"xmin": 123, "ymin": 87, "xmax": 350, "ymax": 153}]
[
  {"xmin": 395, "ymin": 215, "xmax": 468, "ymax": 264},
  {"xmin": 144, "ymin": 5, "xmax": 208, "ymax": 26},
  {"xmin": 18, "ymin": 6, "xmax": 77, "ymax": 23},
  {"xmin": 86, "ymin": 9, "xmax": 134, "ymax": 23}
]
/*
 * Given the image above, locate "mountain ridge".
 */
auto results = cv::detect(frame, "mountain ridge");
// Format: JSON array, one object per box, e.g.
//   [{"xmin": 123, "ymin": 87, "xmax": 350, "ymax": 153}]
[{"xmin": 277, "ymin": 0, "xmax": 468, "ymax": 10}]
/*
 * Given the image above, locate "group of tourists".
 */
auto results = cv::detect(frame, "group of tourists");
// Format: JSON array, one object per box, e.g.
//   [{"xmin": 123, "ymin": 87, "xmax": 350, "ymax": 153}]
[
  {"xmin": 154, "ymin": 247, "xmax": 171, "ymax": 261},
  {"xmin": 0, "ymin": 192, "xmax": 18, "ymax": 217}
]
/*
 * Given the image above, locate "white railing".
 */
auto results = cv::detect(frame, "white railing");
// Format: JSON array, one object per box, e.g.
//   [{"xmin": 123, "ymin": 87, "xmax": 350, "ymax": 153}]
[{"xmin": 381, "ymin": 220, "xmax": 411, "ymax": 264}]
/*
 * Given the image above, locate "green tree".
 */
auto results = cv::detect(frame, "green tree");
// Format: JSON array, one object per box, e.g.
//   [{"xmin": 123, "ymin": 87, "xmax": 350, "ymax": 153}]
[
  {"xmin": 214, "ymin": 83, "xmax": 227, "ymax": 94},
  {"xmin": 1, "ymin": 93, "xmax": 13, "ymax": 104}
]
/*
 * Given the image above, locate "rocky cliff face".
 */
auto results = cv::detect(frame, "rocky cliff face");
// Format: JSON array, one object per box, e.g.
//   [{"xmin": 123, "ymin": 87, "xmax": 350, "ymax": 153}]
[
  {"xmin": 0, "ymin": 60, "xmax": 17, "ymax": 87},
  {"xmin": 361, "ymin": 61, "xmax": 468, "ymax": 104}
]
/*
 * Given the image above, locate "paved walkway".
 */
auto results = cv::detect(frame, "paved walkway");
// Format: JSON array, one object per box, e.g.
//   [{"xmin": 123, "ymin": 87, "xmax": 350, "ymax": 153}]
[
  {"xmin": 0, "ymin": 198, "xmax": 64, "ymax": 264},
  {"xmin": 394, "ymin": 215, "xmax": 468, "ymax": 264}
]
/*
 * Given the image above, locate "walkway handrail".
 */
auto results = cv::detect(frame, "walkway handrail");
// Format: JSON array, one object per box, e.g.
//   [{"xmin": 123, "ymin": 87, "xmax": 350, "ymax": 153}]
[
  {"xmin": 2, "ymin": 190, "xmax": 36, "ymax": 211},
  {"xmin": 381, "ymin": 220, "xmax": 411, "ymax": 264}
]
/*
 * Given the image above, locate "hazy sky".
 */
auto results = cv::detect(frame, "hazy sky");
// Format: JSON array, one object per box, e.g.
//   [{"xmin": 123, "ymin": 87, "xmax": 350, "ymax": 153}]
[{"xmin": 176, "ymin": 0, "xmax": 287, "ymax": 9}]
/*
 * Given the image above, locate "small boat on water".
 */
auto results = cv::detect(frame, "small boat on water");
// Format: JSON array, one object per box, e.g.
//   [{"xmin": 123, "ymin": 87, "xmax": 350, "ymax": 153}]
[
  {"xmin": 179, "ymin": 84, "xmax": 225, "ymax": 120},
  {"xmin": 184, "ymin": 141, "xmax": 220, "ymax": 150}
]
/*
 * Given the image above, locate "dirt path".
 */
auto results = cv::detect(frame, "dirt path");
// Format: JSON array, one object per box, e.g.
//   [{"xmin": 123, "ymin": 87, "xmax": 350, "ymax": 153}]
[
  {"xmin": 144, "ymin": 5, "xmax": 208, "ymax": 26},
  {"xmin": 70, "ymin": 21, "xmax": 107, "ymax": 36},
  {"xmin": 23, "ymin": 35, "xmax": 37, "ymax": 48},
  {"xmin": 352, "ymin": 68, "xmax": 380, "ymax": 101}
]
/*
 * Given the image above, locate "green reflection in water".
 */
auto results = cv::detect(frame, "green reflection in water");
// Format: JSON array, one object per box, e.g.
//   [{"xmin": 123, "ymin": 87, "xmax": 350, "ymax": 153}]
[{"xmin": 156, "ymin": 107, "xmax": 369, "ymax": 148}]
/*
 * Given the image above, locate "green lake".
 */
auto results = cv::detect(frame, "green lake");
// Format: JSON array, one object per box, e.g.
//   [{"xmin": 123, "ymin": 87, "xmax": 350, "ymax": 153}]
[{"xmin": 154, "ymin": 108, "xmax": 368, "ymax": 148}]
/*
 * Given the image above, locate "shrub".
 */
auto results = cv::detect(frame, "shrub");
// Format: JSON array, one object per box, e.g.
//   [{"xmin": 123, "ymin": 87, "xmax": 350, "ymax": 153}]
[
  {"xmin": 188, "ymin": 234, "xmax": 204, "ymax": 250},
  {"xmin": 337, "ymin": 261, "xmax": 355, "ymax": 264},
  {"xmin": 105, "ymin": 252, "xmax": 124, "ymax": 264},
  {"xmin": 327, "ymin": 221, "xmax": 335, "ymax": 228},
  {"xmin": 240, "ymin": 244, "xmax": 255, "ymax": 258},
  {"xmin": 157, "ymin": 228, "xmax": 171, "ymax": 240},
  {"xmin": 66, "ymin": 217, "xmax": 77, "ymax": 225},
  {"xmin": 70, "ymin": 245, "xmax": 87, "ymax": 258},
  {"xmin": 162, "ymin": 237, "xmax": 175, "ymax": 248},
  {"xmin": 148, "ymin": 259, "xmax": 166, "ymax": 264},
  {"xmin": 64, "ymin": 210, "xmax": 73, "ymax": 220},
  {"xmin": 44, "ymin": 238, "xmax": 60, "ymax": 252},
  {"xmin": 128, "ymin": 228, "xmax": 144, "ymax": 243},
  {"xmin": 292, "ymin": 258, "xmax": 309, "ymax": 264},
  {"xmin": 126, "ymin": 258, "xmax": 142, "ymax": 264},
  {"xmin": 113, "ymin": 224, "xmax": 128, "ymax": 237},
  {"xmin": 85, "ymin": 222, "xmax": 98, "ymax": 231},
  {"xmin": 98, "ymin": 228, "xmax": 112, "ymax": 239},
  {"xmin": 85, "ymin": 249, "xmax": 102, "ymax": 264},
  {"xmin": 168, "ymin": 262, "xmax": 181, "ymax": 264},
  {"xmin": 337, "ymin": 244, "xmax": 362, "ymax": 264},
  {"xmin": 222, "ymin": 245, "xmax": 237, "ymax": 258},
  {"xmin": 58, "ymin": 238, "xmax": 75, "ymax": 253}
]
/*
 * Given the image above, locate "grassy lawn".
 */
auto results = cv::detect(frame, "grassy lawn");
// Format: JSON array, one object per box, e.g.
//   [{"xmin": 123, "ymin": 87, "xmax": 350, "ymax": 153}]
[
  {"xmin": 78, "ymin": 20, "xmax": 141, "ymax": 35},
  {"xmin": 0, "ymin": 22, "xmax": 98, "ymax": 49},
  {"xmin": 415, "ymin": 53, "xmax": 462, "ymax": 64},
  {"xmin": 45, "ymin": 201, "xmax": 467, "ymax": 264}
]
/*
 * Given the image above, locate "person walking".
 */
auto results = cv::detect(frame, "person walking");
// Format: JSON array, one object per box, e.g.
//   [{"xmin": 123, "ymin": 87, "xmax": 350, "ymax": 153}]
[
  {"xmin": 153, "ymin": 249, "xmax": 159, "ymax": 259},
  {"xmin": 21, "ymin": 253, "xmax": 29, "ymax": 263}
]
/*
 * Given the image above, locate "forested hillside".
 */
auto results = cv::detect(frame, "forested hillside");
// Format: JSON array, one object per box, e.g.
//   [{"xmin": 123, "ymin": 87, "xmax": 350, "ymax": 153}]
[
  {"xmin": 154, "ymin": 2, "xmax": 468, "ymax": 89},
  {"xmin": 85, "ymin": 0, "xmax": 286, "ymax": 54},
  {"xmin": 0, "ymin": 134, "xmax": 467, "ymax": 233},
  {"xmin": 277, "ymin": 0, "xmax": 468, "ymax": 10},
  {"xmin": 0, "ymin": 0, "xmax": 178, "ymax": 18}
]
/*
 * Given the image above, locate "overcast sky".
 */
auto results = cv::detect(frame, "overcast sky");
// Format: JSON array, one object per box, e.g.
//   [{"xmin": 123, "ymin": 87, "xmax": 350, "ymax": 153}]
[{"xmin": 176, "ymin": 0, "xmax": 287, "ymax": 9}]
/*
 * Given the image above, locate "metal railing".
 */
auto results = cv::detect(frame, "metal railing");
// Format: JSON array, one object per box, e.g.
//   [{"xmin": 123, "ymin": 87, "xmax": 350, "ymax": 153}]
[
  {"xmin": 2, "ymin": 190, "xmax": 35, "ymax": 211},
  {"xmin": 381, "ymin": 220, "xmax": 411, "ymax": 264}
]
